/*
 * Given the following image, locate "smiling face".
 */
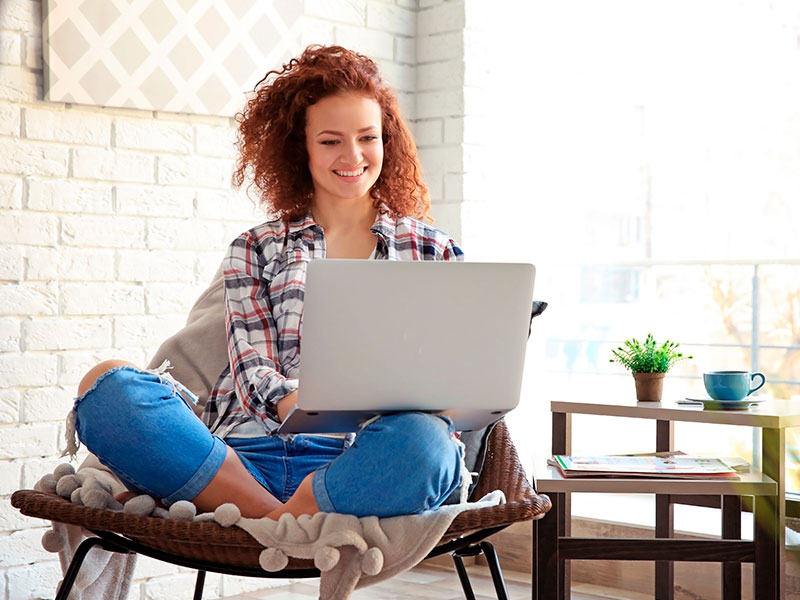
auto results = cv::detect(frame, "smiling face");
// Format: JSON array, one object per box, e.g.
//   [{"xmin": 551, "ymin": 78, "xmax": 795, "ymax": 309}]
[{"xmin": 305, "ymin": 93, "xmax": 384, "ymax": 209}]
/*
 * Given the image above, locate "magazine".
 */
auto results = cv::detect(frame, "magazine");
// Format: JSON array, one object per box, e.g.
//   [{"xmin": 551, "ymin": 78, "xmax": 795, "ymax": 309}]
[{"xmin": 550, "ymin": 454, "xmax": 739, "ymax": 479}]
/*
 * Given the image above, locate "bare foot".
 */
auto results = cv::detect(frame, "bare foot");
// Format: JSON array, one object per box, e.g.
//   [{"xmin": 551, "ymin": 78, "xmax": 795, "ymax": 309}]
[
  {"xmin": 115, "ymin": 491, "xmax": 137, "ymax": 504},
  {"xmin": 265, "ymin": 473, "xmax": 319, "ymax": 519},
  {"xmin": 115, "ymin": 491, "xmax": 169, "ymax": 511}
]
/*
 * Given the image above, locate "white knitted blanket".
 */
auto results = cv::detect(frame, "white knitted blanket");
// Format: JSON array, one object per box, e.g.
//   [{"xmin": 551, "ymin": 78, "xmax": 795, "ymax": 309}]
[
  {"xmin": 39, "ymin": 458, "xmax": 503, "ymax": 600},
  {"xmin": 231, "ymin": 491, "xmax": 504, "ymax": 600}
]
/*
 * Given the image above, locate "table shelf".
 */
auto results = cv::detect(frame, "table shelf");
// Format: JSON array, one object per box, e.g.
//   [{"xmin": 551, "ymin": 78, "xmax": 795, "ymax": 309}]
[
  {"xmin": 551, "ymin": 397, "xmax": 800, "ymax": 429},
  {"xmin": 532, "ymin": 398, "xmax": 789, "ymax": 600},
  {"xmin": 534, "ymin": 457, "xmax": 778, "ymax": 496}
]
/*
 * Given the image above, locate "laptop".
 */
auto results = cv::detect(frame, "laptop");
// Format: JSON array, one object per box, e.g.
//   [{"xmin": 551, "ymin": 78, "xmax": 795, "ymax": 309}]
[{"xmin": 277, "ymin": 259, "xmax": 536, "ymax": 434}]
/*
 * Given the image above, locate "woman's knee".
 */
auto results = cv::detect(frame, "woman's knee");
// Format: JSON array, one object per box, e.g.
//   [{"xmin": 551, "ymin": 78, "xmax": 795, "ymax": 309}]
[
  {"xmin": 376, "ymin": 413, "xmax": 457, "ymax": 461},
  {"xmin": 72, "ymin": 362, "xmax": 223, "ymax": 502},
  {"xmin": 316, "ymin": 412, "xmax": 463, "ymax": 516},
  {"xmin": 77, "ymin": 359, "xmax": 138, "ymax": 397},
  {"xmin": 382, "ymin": 413, "xmax": 463, "ymax": 498},
  {"xmin": 74, "ymin": 361, "xmax": 143, "ymax": 446}
]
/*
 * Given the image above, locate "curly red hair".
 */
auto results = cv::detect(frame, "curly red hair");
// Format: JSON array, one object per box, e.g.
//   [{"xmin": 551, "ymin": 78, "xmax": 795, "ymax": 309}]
[{"xmin": 233, "ymin": 45, "xmax": 431, "ymax": 222}]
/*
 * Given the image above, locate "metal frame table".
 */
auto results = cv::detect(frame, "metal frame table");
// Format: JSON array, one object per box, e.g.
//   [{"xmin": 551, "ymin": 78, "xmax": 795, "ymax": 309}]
[{"xmin": 532, "ymin": 397, "xmax": 800, "ymax": 600}]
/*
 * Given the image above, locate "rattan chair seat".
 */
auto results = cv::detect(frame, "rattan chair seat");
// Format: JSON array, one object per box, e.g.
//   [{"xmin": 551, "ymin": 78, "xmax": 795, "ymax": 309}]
[{"xmin": 11, "ymin": 420, "xmax": 551, "ymax": 580}]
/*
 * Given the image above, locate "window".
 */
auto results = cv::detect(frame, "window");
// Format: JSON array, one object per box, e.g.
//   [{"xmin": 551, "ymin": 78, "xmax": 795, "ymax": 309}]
[{"xmin": 481, "ymin": 0, "xmax": 800, "ymax": 532}]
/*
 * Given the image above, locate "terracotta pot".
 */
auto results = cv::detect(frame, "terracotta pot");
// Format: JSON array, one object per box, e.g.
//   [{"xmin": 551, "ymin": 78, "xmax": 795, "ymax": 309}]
[{"xmin": 632, "ymin": 372, "xmax": 666, "ymax": 402}]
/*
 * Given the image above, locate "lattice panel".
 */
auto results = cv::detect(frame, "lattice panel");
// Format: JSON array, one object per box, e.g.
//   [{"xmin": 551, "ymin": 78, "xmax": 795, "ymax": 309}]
[{"xmin": 43, "ymin": 0, "xmax": 302, "ymax": 116}]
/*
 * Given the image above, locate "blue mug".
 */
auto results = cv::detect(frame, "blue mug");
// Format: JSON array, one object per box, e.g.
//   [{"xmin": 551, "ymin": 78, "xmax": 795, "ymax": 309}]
[{"xmin": 703, "ymin": 371, "xmax": 766, "ymax": 401}]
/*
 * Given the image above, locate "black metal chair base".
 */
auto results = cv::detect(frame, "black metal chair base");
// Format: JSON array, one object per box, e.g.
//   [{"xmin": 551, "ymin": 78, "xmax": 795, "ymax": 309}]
[
  {"xmin": 56, "ymin": 536, "xmax": 133, "ymax": 600},
  {"xmin": 55, "ymin": 526, "xmax": 512, "ymax": 600},
  {"xmin": 451, "ymin": 541, "xmax": 510, "ymax": 600}
]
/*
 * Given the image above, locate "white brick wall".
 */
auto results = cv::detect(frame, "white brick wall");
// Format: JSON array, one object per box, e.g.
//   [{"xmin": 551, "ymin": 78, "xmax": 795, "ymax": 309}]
[
  {"xmin": 414, "ymin": 0, "xmax": 465, "ymax": 238},
  {"xmin": 0, "ymin": 1, "xmax": 484, "ymax": 597},
  {"xmin": 415, "ymin": 0, "xmax": 490, "ymax": 249},
  {"xmin": 23, "ymin": 107, "xmax": 111, "ymax": 146}
]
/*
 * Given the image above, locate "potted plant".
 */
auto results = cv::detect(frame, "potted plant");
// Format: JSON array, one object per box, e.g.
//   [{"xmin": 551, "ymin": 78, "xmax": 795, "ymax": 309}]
[{"xmin": 610, "ymin": 333, "xmax": 692, "ymax": 402}]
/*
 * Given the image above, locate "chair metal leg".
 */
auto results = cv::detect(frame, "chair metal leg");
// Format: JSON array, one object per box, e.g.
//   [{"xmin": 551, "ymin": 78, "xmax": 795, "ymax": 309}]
[
  {"xmin": 452, "ymin": 542, "xmax": 511, "ymax": 600},
  {"xmin": 452, "ymin": 552, "xmax": 477, "ymax": 600},
  {"xmin": 56, "ymin": 536, "xmax": 132, "ymax": 600},
  {"xmin": 56, "ymin": 537, "xmax": 107, "ymax": 600},
  {"xmin": 479, "ymin": 541, "xmax": 510, "ymax": 600},
  {"xmin": 193, "ymin": 570, "xmax": 207, "ymax": 600}
]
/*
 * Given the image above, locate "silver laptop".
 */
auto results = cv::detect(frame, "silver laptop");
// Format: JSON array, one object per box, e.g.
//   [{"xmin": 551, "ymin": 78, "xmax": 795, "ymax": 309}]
[{"xmin": 277, "ymin": 259, "xmax": 536, "ymax": 434}]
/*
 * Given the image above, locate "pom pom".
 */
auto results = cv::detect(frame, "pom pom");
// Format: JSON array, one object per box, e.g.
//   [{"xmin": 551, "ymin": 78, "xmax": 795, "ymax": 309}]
[
  {"xmin": 152, "ymin": 507, "xmax": 170, "ymax": 519},
  {"xmin": 70, "ymin": 488, "xmax": 83, "ymax": 505},
  {"xmin": 55, "ymin": 474, "xmax": 81, "ymax": 499},
  {"xmin": 75, "ymin": 470, "xmax": 94, "ymax": 485},
  {"xmin": 81, "ymin": 477, "xmax": 111, "ymax": 494},
  {"xmin": 259, "ymin": 548, "xmax": 288, "ymax": 571},
  {"xmin": 53, "ymin": 463, "xmax": 75, "ymax": 480},
  {"xmin": 108, "ymin": 497, "xmax": 124, "ymax": 511},
  {"xmin": 168, "ymin": 500, "xmax": 196, "ymax": 521},
  {"xmin": 82, "ymin": 488, "xmax": 112, "ymax": 510},
  {"xmin": 361, "ymin": 547, "xmax": 384, "ymax": 576},
  {"xmin": 41, "ymin": 529, "xmax": 66, "ymax": 552},
  {"xmin": 123, "ymin": 495, "xmax": 155, "ymax": 516},
  {"xmin": 213, "ymin": 503, "xmax": 240, "ymax": 527},
  {"xmin": 314, "ymin": 546, "xmax": 340, "ymax": 571},
  {"xmin": 34, "ymin": 473, "xmax": 57, "ymax": 494},
  {"xmin": 193, "ymin": 512, "xmax": 216, "ymax": 522}
]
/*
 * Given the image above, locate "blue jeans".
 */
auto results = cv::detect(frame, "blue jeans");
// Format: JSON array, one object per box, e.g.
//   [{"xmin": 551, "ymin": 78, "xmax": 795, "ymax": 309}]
[{"xmin": 73, "ymin": 366, "xmax": 464, "ymax": 517}]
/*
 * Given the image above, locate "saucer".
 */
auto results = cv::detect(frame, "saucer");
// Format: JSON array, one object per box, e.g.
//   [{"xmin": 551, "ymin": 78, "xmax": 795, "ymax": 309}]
[{"xmin": 689, "ymin": 397, "xmax": 765, "ymax": 411}]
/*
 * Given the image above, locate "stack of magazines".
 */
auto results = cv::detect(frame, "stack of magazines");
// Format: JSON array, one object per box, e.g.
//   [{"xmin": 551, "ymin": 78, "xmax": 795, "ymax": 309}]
[{"xmin": 549, "ymin": 453, "xmax": 741, "ymax": 479}]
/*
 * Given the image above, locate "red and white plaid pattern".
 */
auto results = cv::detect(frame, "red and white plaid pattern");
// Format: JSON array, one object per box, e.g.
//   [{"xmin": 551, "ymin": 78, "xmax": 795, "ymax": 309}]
[{"xmin": 203, "ymin": 211, "xmax": 464, "ymax": 438}]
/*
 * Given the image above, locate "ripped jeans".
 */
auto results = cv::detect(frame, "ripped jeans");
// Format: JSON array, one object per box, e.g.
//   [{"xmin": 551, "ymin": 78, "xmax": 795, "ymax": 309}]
[{"xmin": 70, "ymin": 366, "xmax": 466, "ymax": 518}]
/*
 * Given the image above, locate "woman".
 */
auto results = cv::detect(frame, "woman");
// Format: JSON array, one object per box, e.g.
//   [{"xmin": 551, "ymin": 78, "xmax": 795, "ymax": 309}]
[{"xmin": 72, "ymin": 45, "xmax": 466, "ymax": 520}]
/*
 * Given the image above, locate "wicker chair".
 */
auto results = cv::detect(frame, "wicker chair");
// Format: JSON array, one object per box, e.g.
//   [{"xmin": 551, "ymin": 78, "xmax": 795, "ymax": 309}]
[{"xmin": 12, "ymin": 419, "xmax": 550, "ymax": 600}]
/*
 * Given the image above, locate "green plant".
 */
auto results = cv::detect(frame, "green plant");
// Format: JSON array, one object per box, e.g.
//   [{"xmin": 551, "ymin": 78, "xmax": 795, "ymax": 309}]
[{"xmin": 609, "ymin": 333, "xmax": 692, "ymax": 373}]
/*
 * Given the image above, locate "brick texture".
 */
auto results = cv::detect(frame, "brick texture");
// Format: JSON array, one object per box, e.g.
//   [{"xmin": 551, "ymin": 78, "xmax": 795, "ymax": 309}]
[
  {"xmin": 27, "ymin": 178, "xmax": 113, "ymax": 214},
  {"xmin": 26, "ymin": 247, "xmax": 115, "ymax": 281},
  {"xmin": 0, "ymin": 31, "xmax": 23, "ymax": 65},
  {"xmin": 61, "ymin": 214, "xmax": 146, "ymax": 248},
  {"xmin": 0, "ymin": 389, "xmax": 20, "ymax": 424},
  {"xmin": 0, "ymin": 497, "xmax": 41, "ymax": 532},
  {"xmin": 0, "ymin": 245, "xmax": 24, "ymax": 280},
  {"xmin": 0, "ymin": 138, "xmax": 68, "ymax": 177},
  {"xmin": 22, "ymin": 318, "xmax": 112, "ymax": 350},
  {"xmin": 0, "ymin": 423, "xmax": 58, "ymax": 459},
  {"xmin": 0, "ymin": 462, "xmax": 23, "ymax": 496},
  {"xmin": 72, "ymin": 147, "xmax": 155, "ymax": 183},
  {"xmin": 4, "ymin": 558, "xmax": 63, "ymax": 599},
  {"xmin": 0, "ymin": 103, "xmax": 21, "ymax": 137},
  {"xmin": 0, "ymin": 1, "xmax": 479, "ymax": 597},
  {"xmin": 114, "ymin": 117, "xmax": 193, "ymax": 154},
  {"xmin": 0, "ymin": 64, "xmax": 39, "ymax": 102},
  {"xmin": 0, "ymin": 282, "xmax": 58, "ymax": 316},
  {"xmin": 24, "ymin": 107, "xmax": 111, "ymax": 146},
  {"xmin": 20, "ymin": 386, "xmax": 75, "ymax": 424}
]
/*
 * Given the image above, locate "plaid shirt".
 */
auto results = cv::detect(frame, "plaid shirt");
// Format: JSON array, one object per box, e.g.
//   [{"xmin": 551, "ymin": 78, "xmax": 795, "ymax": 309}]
[{"xmin": 202, "ymin": 211, "xmax": 464, "ymax": 438}]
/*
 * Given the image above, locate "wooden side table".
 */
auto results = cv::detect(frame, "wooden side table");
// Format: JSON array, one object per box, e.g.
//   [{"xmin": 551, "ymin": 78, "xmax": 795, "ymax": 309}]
[{"xmin": 531, "ymin": 397, "xmax": 800, "ymax": 600}]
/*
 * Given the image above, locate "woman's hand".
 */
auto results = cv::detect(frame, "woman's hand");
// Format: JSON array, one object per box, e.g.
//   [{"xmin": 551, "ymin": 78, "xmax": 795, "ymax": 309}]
[{"xmin": 277, "ymin": 390, "xmax": 298, "ymax": 422}]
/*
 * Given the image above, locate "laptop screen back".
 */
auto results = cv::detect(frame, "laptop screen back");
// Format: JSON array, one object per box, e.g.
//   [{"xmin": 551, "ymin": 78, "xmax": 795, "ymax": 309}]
[{"xmin": 297, "ymin": 260, "xmax": 536, "ymax": 422}]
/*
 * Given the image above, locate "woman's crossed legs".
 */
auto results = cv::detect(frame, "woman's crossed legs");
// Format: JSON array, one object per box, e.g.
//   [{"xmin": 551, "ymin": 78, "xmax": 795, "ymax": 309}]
[{"xmin": 74, "ymin": 362, "xmax": 463, "ymax": 519}]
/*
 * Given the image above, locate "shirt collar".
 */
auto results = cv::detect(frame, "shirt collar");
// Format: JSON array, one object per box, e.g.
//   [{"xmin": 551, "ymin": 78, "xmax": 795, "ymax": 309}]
[
  {"xmin": 287, "ymin": 213, "xmax": 318, "ymax": 234},
  {"xmin": 369, "ymin": 208, "xmax": 396, "ymax": 241},
  {"xmin": 288, "ymin": 206, "xmax": 398, "ymax": 239}
]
